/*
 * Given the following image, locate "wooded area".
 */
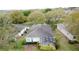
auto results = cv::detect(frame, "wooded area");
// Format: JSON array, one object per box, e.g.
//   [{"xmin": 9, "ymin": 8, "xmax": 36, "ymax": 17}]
[{"xmin": 0, "ymin": 7, "xmax": 79, "ymax": 50}]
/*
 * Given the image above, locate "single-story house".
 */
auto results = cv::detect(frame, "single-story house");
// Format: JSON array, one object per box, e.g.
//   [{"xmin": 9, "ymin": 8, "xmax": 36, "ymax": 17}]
[
  {"xmin": 26, "ymin": 24, "xmax": 56, "ymax": 50},
  {"xmin": 14, "ymin": 24, "xmax": 56, "ymax": 50}
]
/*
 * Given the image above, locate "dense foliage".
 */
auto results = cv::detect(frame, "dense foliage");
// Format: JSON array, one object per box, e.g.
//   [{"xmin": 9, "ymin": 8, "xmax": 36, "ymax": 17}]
[
  {"xmin": 0, "ymin": 8, "xmax": 79, "ymax": 50},
  {"xmin": 27, "ymin": 11, "xmax": 46, "ymax": 24},
  {"xmin": 64, "ymin": 11, "xmax": 79, "ymax": 40},
  {"xmin": 9, "ymin": 11, "xmax": 27, "ymax": 24},
  {"xmin": 0, "ymin": 14, "xmax": 16, "ymax": 50}
]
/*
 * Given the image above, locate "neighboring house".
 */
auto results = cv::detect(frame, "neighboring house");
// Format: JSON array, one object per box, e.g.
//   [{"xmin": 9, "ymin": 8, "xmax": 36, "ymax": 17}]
[
  {"xmin": 14, "ymin": 24, "xmax": 30, "ymax": 38},
  {"xmin": 57, "ymin": 23, "xmax": 76, "ymax": 42},
  {"xmin": 26, "ymin": 24, "xmax": 56, "ymax": 49}
]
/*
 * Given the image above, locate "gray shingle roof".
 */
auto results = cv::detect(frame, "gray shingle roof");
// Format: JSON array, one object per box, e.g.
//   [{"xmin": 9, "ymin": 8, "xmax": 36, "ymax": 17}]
[
  {"xmin": 26, "ymin": 24, "xmax": 55, "ymax": 45},
  {"xmin": 27, "ymin": 24, "xmax": 53, "ymax": 37}
]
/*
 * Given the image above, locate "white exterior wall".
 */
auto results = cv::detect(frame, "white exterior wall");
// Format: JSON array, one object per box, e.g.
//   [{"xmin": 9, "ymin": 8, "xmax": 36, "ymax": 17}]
[
  {"xmin": 26, "ymin": 37, "xmax": 40, "ymax": 42},
  {"xmin": 15, "ymin": 27, "xmax": 30, "ymax": 37},
  {"xmin": 57, "ymin": 24, "xmax": 76, "ymax": 41}
]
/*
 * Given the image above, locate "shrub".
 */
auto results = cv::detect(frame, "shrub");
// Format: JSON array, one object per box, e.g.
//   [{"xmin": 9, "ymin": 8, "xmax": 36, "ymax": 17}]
[
  {"xmin": 39, "ymin": 44, "xmax": 56, "ymax": 51},
  {"xmin": 15, "ymin": 37, "xmax": 26, "ymax": 49}
]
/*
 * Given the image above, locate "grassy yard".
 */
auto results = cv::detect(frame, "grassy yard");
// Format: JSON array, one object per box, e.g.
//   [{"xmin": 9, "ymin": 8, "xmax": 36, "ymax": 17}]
[{"xmin": 55, "ymin": 29, "xmax": 79, "ymax": 51}]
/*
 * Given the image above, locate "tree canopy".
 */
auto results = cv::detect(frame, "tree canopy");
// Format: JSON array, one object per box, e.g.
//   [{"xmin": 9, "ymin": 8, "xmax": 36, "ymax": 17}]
[
  {"xmin": 0, "ymin": 14, "xmax": 16, "ymax": 50},
  {"xmin": 63, "ymin": 11, "xmax": 79, "ymax": 40},
  {"xmin": 9, "ymin": 11, "xmax": 27, "ymax": 24},
  {"xmin": 27, "ymin": 11, "xmax": 46, "ymax": 24}
]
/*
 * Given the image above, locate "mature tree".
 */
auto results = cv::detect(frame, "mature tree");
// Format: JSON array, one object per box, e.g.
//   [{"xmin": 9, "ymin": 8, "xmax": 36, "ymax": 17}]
[
  {"xmin": 64, "ymin": 11, "xmax": 79, "ymax": 39},
  {"xmin": 22, "ymin": 10, "xmax": 31, "ymax": 16},
  {"xmin": 45, "ymin": 8, "xmax": 64, "ymax": 21},
  {"xmin": 43, "ymin": 8, "xmax": 52, "ymax": 13},
  {"xmin": 45, "ymin": 8, "xmax": 65, "ymax": 30},
  {"xmin": 9, "ymin": 11, "xmax": 27, "ymax": 24},
  {"xmin": 27, "ymin": 11, "xmax": 46, "ymax": 24}
]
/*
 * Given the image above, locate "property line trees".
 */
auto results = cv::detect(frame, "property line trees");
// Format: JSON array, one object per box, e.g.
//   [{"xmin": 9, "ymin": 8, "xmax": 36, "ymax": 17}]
[
  {"xmin": 0, "ymin": 14, "xmax": 16, "ymax": 50},
  {"xmin": 9, "ymin": 11, "xmax": 27, "ymax": 24}
]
